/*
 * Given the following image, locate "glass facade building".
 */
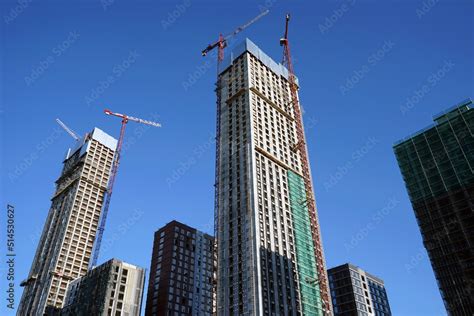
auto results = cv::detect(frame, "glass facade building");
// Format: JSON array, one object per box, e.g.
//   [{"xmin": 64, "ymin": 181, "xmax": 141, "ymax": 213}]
[
  {"xmin": 327, "ymin": 263, "xmax": 391, "ymax": 316},
  {"xmin": 393, "ymin": 99, "xmax": 474, "ymax": 315}
]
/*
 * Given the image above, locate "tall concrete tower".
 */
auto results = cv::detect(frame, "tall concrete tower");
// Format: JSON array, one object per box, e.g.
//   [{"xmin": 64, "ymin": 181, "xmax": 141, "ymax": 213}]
[
  {"xmin": 214, "ymin": 39, "xmax": 330, "ymax": 315},
  {"xmin": 18, "ymin": 128, "xmax": 116, "ymax": 315}
]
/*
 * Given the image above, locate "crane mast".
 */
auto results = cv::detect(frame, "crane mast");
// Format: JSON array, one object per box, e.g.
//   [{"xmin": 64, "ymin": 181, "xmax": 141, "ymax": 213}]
[
  {"xmin": 89, "ymin": 109, "xmax": 160, "ymax": 269},
  {"xmin": 280, "ymin": 14, "xmax": 332, "ymax": 315}
]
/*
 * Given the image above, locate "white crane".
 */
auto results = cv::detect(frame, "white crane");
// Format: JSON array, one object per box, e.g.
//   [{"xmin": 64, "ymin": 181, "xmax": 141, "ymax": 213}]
[{"xmin": 56, "ymin": 118, "xmax": 80, "ymax": 141}]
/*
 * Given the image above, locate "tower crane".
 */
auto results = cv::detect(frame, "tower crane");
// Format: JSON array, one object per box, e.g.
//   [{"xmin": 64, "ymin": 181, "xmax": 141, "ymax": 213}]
[
  {"xmin": 201, "ymin": 9, "xmax": 269, "ymax": 65},
  {"xmin": 89, "ymin": 109, "xmax": 161, "ymax": 269},
  {"xmin": 280, "ymin": 14, "xmax": 332, "ymax": 315},
  {"xmin": 56, "ymin": 118, "xmax": 80, "ymax": 141}
]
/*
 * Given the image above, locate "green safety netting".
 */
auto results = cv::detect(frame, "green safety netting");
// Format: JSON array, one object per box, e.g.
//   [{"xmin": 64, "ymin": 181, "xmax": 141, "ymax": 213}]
[{"xmin": 287, "ymin": 171, "xmax": 323, "ymax": 316}]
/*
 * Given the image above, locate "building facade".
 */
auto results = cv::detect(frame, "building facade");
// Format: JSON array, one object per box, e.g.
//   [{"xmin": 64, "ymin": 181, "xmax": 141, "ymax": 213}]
[
  {"xmin": 18, "ymin": 128, "xmax": 117, "ymax": 315},
  {"xmin": 327, "ymin": 263, "xmax": 391, "ymax": 316},
  {"xmin": 214, "ymin": 39, "xmax": 331, "ymax": 315},
  {"xmin": 61, "ymin": 258, "xmax": 145, "ymax": 316},
  {"xmin": 393, "ymin": 99, "xmax": 474, "ymax": 315},
  {"xmin": 145, "ymin": 221, "xmax": 215, "ymax": 316}
]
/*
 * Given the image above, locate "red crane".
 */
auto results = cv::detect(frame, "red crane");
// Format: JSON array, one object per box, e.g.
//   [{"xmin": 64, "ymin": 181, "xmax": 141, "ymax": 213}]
[
  {"xmin": 89, "ymin": 109, "xmax": 161, "ymax": 269},
  {"xmin": 280, "ymin": 14, "xmax": 332, "ymax": 315},
  {"xmin": 202, "ymin": 9, "xmax": 269, "ymax": 65}
]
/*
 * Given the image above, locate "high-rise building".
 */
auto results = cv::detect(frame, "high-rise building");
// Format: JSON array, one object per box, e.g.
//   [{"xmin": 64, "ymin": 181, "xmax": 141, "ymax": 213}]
[
  {"xmin": 393, "ymin": 98, "xmax": 474, "ymax": 315},
  {"xmin": 18, "ymin": 128, "xmax": 117, "ymax": 315},
  {"xmin": 214, "ymin": 39, "xmax": 330, "ymax": 315},
  {"xmin": 145, "ymin": 220, "xmax": 216, "ymax": 316},
  {"xmin": 327, "ymin": 263, "xmax": 391, "ymax": 316},
  {"xmin": 61, "ymin": 258, "xmax": 145, "ymax": 316}
]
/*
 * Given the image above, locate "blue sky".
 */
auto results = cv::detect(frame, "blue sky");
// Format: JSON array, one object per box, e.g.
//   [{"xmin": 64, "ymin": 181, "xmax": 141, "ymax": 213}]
[{"xmin": 1, "ymin": 0, "xmax": 473, "ymax": 315}]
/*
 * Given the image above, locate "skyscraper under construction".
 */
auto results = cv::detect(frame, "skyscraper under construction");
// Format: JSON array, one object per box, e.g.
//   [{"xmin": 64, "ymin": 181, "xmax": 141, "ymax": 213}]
[
  {"xmin": 214, "ymin": 39, "xmax": 331, "ymax": 315},
  {"xmin": 394, "ymin": 99, "xmax": 474, "ymax": 315},
  {"xmin": 18, "ymin": 128, "xmax": 116, "ymax": 315}
]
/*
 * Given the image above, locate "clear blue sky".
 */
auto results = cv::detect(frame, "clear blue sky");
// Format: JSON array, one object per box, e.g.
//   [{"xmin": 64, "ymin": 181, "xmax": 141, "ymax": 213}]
[{"xmin": 1, "ymin": 0, "xmax": 473, "ymax": 315}]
